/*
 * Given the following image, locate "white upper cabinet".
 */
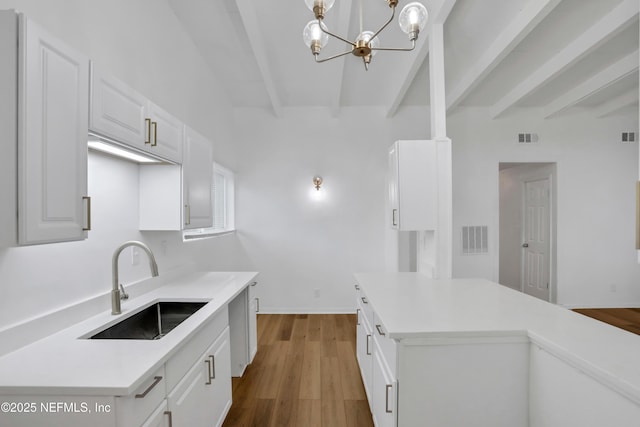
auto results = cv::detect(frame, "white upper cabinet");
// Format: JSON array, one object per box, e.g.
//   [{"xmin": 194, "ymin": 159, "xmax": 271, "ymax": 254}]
[
  {"xmin": 388, "ymin": 140, "xmax": 437, "ymax": 231},
  {"xmin": 15, "ymin": 12, "xmax": 90, "ymax": 245},
  {"xmin": 89, "ymin": 64, "xmax": 147, "ymax": 148},
  {"xmin": 183, "ymin": 127, "xmax": 213, "ymax": 229},
  {"xmin": 148, "ymin": 102, "xmax": 183, "ymax": 163},
  {"xmin": 139, "ymin": 126, "xmax": 213, "ymax": 231},
  {"xmin": 89, "ymin": 63, "xmax": 183, "ymax": 163}
]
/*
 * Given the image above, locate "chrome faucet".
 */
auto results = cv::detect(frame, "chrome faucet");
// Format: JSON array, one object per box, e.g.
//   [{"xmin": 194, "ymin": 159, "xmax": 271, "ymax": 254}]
[{"xmin": 112, "ymin": 241, "xmax": 159, "ymax": 315}]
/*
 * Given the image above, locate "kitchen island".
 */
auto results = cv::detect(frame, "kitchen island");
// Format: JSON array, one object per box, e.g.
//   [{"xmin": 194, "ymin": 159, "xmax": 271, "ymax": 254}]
[
  {"xmin": 355, "ymin": 272, "xmax": 640, "ymax": 427},
  {"xmin": 0, "ymin": 270, "xmax": 258, "ymax": 427}
]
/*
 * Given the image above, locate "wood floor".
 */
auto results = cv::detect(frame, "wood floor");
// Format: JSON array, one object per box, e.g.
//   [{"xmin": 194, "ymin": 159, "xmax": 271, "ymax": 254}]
[
  {"xmin": 222, "ymin": 314, "xmax": 373, "ymax": 427},
  {"xmin": 573, "ymin": 308, "xmax": 640, "ymax": 336}
]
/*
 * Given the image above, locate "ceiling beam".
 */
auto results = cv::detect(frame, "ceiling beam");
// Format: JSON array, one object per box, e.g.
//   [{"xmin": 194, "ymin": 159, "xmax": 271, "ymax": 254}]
[
  {"xmin": 491, "ymin": 0, "xmax": 639, "ymax": 119},
  {"xmin": 592, "ymin": 88, "xmax": 639, "ymax": 118},
  {"xmin": 446, "ymin": 0, "xmax": 562, "ymax": 112},
  {"xmin": 329, "ymin": 0, "xmax": 353, "ymax": 117},
  {"xmin": 234, "ymin": 0, "xmax": 283, "ymax": 117},
  {"xmin": 385, "ymin": 0, "xmax": 457, "ymax": 118},
  {"xmin": 544, "ymin": 50, "xmax": 639, "ymax": 118}
]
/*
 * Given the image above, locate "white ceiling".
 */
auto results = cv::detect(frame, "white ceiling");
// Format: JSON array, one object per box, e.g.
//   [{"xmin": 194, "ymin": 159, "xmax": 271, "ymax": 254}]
[{"xmin": 168, "ymin": 0, "xmax": 639, "ymax": 119}]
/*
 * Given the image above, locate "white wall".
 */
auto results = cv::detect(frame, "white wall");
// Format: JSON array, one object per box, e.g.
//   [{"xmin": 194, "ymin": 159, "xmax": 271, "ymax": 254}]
[
  {"xmin": 450, "ymin": 107, "xmax": 640, "ymax": 307},
  {"xmin": 0, "ymin": 0, "xmax": 243, "ymax": 330},
  {"xmin": 233, "ymin": 106, "xmax": 430, "ymax": 312}
]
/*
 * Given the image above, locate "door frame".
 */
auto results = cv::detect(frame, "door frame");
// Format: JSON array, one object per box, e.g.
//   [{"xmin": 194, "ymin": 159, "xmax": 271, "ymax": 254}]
[{"xmin": 499, "ymin": 163, "xmax": 557, "ymax": 303}]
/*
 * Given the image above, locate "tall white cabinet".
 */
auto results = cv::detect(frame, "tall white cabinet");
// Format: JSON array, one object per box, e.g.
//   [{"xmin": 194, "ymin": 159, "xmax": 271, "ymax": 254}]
[
  {"xmin": 4, "ymin": 12, "xmax": 91, "ymax": 245},
  {"xmin": 388, "ymin": 140, "xmax": 437, "ymax": 231},
  {"xmin": 183, "ymin": 127, "xmax": 214, "ymax": 229}
]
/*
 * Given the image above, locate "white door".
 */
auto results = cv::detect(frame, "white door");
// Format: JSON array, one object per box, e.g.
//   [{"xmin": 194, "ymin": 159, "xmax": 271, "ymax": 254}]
[{"xmin": 522, "ymin": 177, "xmax": 551, "ymax": 301}]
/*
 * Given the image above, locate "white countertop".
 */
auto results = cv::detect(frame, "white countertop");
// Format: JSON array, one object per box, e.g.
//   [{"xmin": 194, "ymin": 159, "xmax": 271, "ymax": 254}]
[
  {"xmin": 0, "ymin": 271, "xmax": 258, "ymax": 396},
  {"xmin": 355, "ymin": 272, "xmax": 640, "ymax": 402}
]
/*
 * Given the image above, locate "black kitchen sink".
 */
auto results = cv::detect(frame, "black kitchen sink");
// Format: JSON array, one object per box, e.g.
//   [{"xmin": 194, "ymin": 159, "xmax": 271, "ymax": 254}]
[{"xmin": 89, "ymin": 301, "xmax": 207, "ymax": 340}]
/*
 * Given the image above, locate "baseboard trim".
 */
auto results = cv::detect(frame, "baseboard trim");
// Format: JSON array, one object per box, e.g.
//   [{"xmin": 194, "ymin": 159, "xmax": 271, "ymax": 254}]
[{"xmin": 257, "ymin": 308, "xmax": 356, "ymax": 315}]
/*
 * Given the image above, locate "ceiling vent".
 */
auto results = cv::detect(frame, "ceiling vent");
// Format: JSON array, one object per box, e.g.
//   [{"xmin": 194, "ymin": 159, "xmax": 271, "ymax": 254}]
[
  {"xmin": 517, "ymin": 133, "xmax": 538, "ymax": 144},
  {"xmin": 621, "ymin": 132, "xmax": 636, "ymax": 143}
]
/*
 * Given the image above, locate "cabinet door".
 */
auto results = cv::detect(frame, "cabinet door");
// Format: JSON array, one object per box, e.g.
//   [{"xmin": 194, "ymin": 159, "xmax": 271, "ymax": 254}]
[
  {"xmin": 89, "ymin": 63, "xmax": 149, "ymax": 149},
  {"xmin": 388, "ymin": 142, "xmax": 399, "ymax": 230},
  {"xmin": 183, "ymin": 127, "xmax": 213, "ymax": 229},
  {"xmin": 209, "ymin": 327, "xmax": 233, "ymax": 427},
  {"xmin": 388, "ymin": 140, "xmax": 437, "ymax": 231},
  {"xmin": 248, "ymin": 281, "xmax": 258, "ymax": 362},
  {"xmin": 372, "ymin": 342, "xmax": 397, "ymax": 427},
  {"xmin": 148, "ymin": 102, "xmax": 183, "ymax": 163},
  {"xmin": 18, "ymin": 14, "xmax": 90, "ymax": 245},
  {"xmin": 356, "ymin": 307, "xmax": 373, "ymax": 402},
  {"xmin": 168, "ymin": 327, "xmax": 232, "ymax": 427},
  {"xmin": 141, "ymin": 401, "xmax": 171, "ymax": 427}
]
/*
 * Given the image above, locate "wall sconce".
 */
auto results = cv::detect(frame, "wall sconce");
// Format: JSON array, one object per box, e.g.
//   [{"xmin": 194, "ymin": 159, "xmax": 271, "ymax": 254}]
[{"xmin": 313, "ymin": 176, "xmax": 323, "ymax": 191}]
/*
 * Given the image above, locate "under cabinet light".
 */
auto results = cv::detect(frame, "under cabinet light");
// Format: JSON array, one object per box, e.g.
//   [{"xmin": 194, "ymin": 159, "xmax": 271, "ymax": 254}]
[{"xmin": 88, "ymin": 138, "xmax": 163, "ymax": 164}]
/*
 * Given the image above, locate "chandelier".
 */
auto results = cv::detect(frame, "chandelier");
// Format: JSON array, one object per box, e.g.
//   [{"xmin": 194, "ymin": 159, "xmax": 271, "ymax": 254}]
[{"xmin": 302, "ymin": 0, "xmax": 429, "ymax": 70}]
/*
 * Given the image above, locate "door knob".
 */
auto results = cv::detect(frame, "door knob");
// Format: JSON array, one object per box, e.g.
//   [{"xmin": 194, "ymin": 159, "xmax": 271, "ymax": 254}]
[{"xmin": 522, "ymin": 243, "xmax": 529, "ymax": 248}]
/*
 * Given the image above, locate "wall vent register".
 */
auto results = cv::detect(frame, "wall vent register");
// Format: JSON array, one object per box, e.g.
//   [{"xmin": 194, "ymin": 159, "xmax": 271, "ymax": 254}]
[
  {"xmin": 462, "ymin": 225, "xmax": 488, "ymax": 254},
  {"xmin": 517, "ymin": 133, "xmax": 539, "ymax": 144},
  {"xmin": 621, "ymin": 132, "xmax": 636, "ymax": 143}
]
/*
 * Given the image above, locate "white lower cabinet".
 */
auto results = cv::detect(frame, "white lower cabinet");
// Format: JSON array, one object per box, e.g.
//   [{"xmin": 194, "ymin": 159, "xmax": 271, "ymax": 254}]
[
  {"xmin": 355, "ymin": 280, "xmax": 529, "ymax": 427},
  {"xmin": 356, "ymin": 284, "xmax": 397, "ymax": 427},
  {"xmin": 248, "ymin": 281, "xmax": 258, "ymax": 362},
  {"xmin": 229, "ymin": 282, "xmax": 258, "ymax": 377},
  {"xmin": 167, "ymin": 327, "xmax": 232, "ymax": 427},
  {"xmin": 116, "ymin": 366, "xmax": 166, "ymax": 427},
  {"xmin": 356, "ymin": 300, "xmax": 373, "ymax": 402},
  {"xmin": 371, "ymin": 338, "xmax": 397, "ymax": 427},
  {"xmin": 140, "ymin": 401, "xmax": 170, "ymax": 427}
]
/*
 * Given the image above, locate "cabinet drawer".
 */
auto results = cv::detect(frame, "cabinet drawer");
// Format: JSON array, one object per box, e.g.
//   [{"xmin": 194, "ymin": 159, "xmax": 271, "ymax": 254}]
[
  {"xmin": 116, "ymin": 366, "xmax": 166, "ymax": 427},
  {"xmin": 372, "ymin": 313, "xmax": 397, "ymax": 378},
  {"xmin": 165, "ymin": 306, "xmax": 228, "ymax": 392},
  {"xmin": 355, "ymin": 283, "xmax": 373, "ymax": 327}
]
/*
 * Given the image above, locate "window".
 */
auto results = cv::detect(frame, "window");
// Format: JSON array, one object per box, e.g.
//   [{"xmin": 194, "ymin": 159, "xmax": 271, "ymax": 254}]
[{"xmin": 183, "ymin": 162, "xmax": 235, "ymax": 240}]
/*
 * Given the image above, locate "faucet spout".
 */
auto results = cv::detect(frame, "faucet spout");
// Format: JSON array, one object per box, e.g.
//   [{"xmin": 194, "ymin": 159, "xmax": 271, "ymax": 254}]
[{"xmin": 112, "ymin": 240, "xmax": 159, "ymax": 315}]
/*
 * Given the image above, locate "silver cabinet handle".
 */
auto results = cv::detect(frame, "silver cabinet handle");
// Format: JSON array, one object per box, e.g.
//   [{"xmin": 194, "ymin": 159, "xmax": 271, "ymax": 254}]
[
  {"xmin": 205, "ymin": 359, "xmax": 212, "ymax": 385},
  {"xmin": 361, "ymin": 297, "xmax": 368, "ymax": 304},
  {"xmin": 135, "ymin": 376, "xmax": 162, "ymax": 398},
  {"xmin": 151, "ymin": 121, "xmax": 157, "ymax": 146},
  {"xmin": 356, "ymin": 308, "xmax": 360, "ymax": 325},
  {"xmin": 385, "ymin": 384, "xmax": 393, "ymax": 413},
  {"xmin": 250, "ymin": 281, "xmax": 258, "ymax": 286},
  {"xmin": 209, "ymin": 355, "xmax": 215, "ymax": 380},
  {"xmin": 522, "ymin": 243, "xmax": 529, "ymax": 248},
  {"xmin": 145, "ymin": 118, "xmax": 151, "ymax": 144},
  {"xmin": 82, "ymin": 196, "xmax": 91, "ymax": 231},
  {"xmin": 354, "ymin": 284, "xmax": 360, "ymax": 290},
  {"xmin": 164, "ymin": 411, "xmax": 173, "ymax": 427},
  {"xmin": 392, "ymin": 209, "xmax": 398, "ymax": 226},
  {"xmin": 376, "ymin": 324, "xmax": 385, "ymax": 336},
  {"xmin": 184, "ymin": 204, "xmax": 191, "ymax": 225},
  {"xmin": 366, "ymin": 334, "xmax": 371, "ymax": 355},
  {"xmin": 256, "ymin": 297, "xmax": 260, "ymax": 313}
]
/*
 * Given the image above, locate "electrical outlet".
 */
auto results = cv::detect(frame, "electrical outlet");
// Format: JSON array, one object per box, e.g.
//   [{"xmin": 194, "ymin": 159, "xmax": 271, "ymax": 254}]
[{"xmin": 313, "ymin": 289, "xmax": 320, "ymax": 298}]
